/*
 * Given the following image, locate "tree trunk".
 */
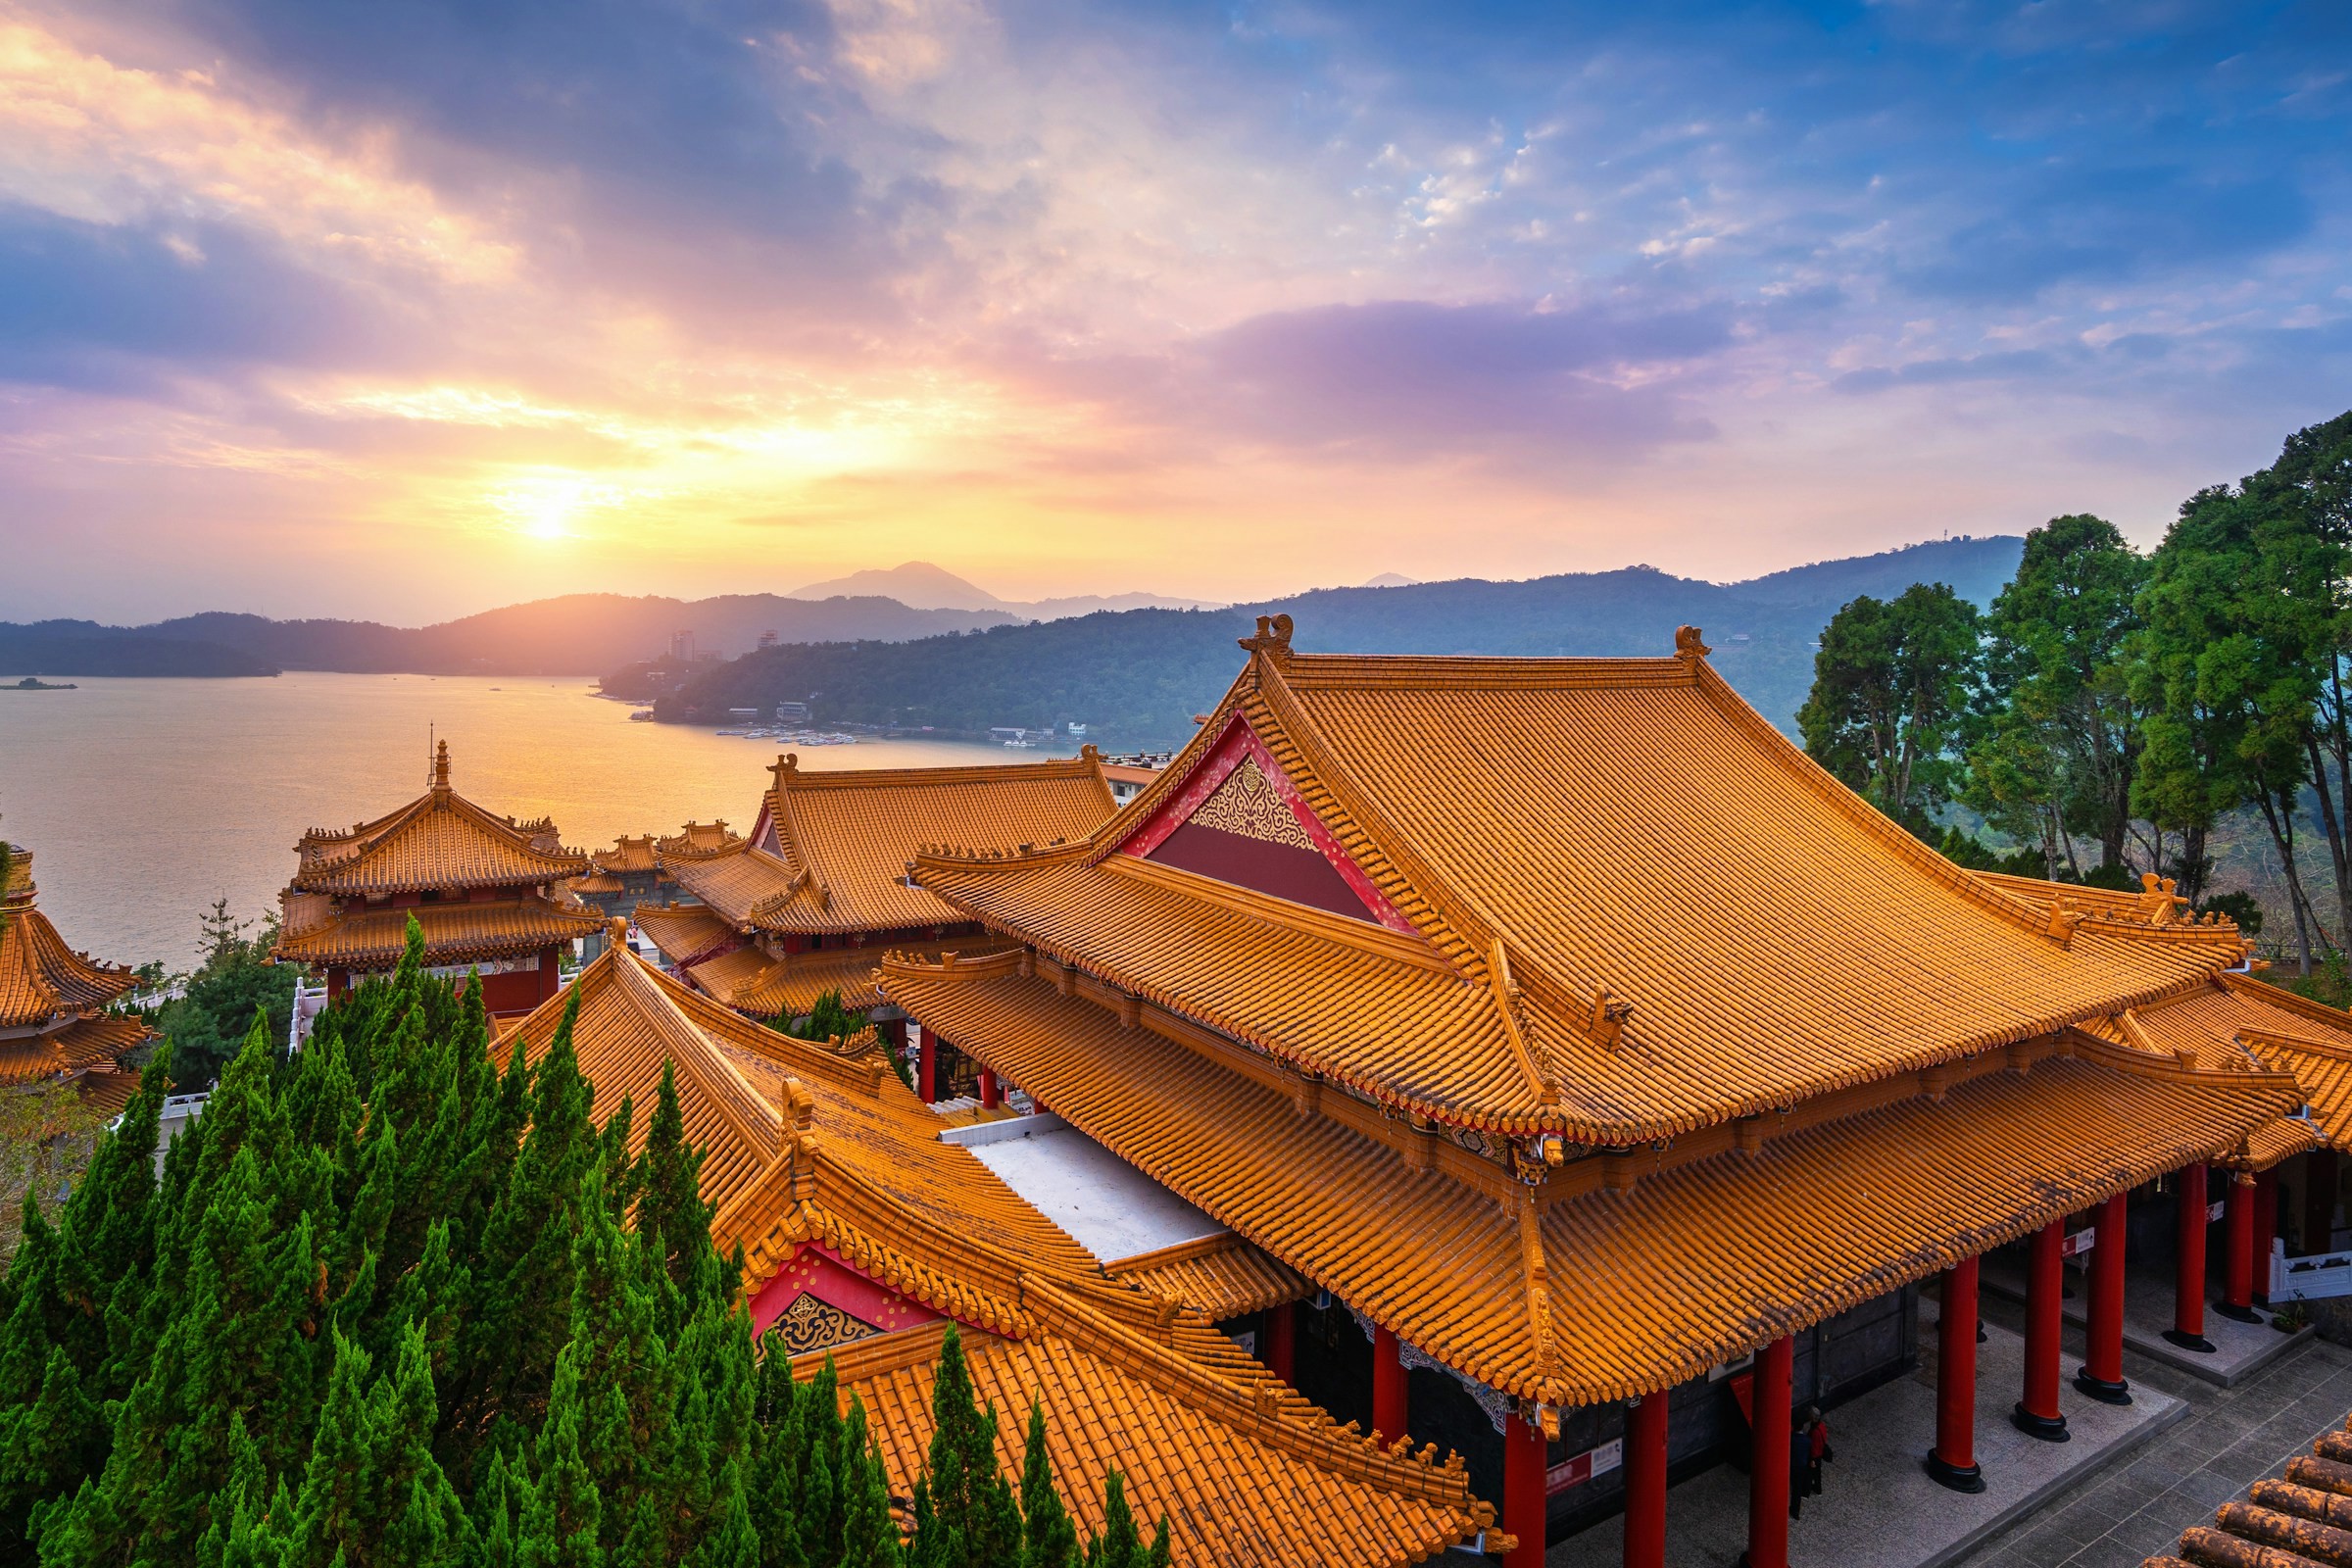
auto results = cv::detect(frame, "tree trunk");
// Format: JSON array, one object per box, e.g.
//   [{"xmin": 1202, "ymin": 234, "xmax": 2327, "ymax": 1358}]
[
  {"xmin": 2306, "ymin": 731, "xmax": 2352, "ymax": 952},
  {"xmin": 2180, "ymin": 822, "xmax": 2209, "ymax": 903},
  {"xmin": 2258, "ymin": 790, "xmax": 2325, "ymax": 975}
]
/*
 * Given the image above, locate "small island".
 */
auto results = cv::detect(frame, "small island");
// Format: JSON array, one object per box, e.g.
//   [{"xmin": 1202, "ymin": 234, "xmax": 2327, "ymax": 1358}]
[{"xmin": 6, "ymin": 676, "xmax": 76, "ymax": 690}]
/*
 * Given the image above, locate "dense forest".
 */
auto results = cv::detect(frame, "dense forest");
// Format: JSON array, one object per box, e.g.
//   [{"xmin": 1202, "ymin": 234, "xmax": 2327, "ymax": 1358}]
[
  {"xmin": 649, "ymin": 537, "xmax": 2029, "ymax": 743},
  {"xmin": 0, "ymin": 926, "xmax": 1165, "ymax": 1566},
  {"xmin": 1801, "ymin": 410, "xmax": 2352, "ymax": 978}
]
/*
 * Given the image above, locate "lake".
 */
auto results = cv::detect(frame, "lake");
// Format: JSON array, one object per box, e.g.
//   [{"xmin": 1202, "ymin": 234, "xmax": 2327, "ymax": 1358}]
[{"xmin": 0, "ymin": 673, "xmax": 1055, "ymax": 970}]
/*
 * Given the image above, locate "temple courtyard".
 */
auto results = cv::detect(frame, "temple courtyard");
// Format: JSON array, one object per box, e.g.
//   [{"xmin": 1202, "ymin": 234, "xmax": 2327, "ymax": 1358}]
[{"xmin": 1543, "ymin": 1293, "xmax": 2352, "ymax": 1568}]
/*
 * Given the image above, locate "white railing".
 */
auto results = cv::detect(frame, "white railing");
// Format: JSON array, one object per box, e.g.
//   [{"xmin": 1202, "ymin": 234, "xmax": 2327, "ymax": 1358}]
[
  {"xmin": 2269, "ymin": 1237, "xmax": 2352, "ymax": 1301},
  {"xmin": 287, "ymin": 981, "xmax": 328, "ymax": 1053}
]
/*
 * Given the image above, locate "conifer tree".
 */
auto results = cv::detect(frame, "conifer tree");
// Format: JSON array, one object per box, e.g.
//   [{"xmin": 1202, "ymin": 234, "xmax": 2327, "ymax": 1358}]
[
  {"xmin": 1018, "ymin": 1400, "xmax": 1078, "ymax": 1568},
  {"xmin": 909, "ymin": 1326, "xmax": 1021, "ymax": 1568}
]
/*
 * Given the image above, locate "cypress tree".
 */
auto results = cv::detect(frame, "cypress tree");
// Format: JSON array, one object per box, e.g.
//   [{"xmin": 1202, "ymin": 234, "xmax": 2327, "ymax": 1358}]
[
  {"xmin": 909, "ymin": 1326, "xmax": 1021, "ymax": 1568},
  {"xmin": 1017, "ymin": 1400, "xmax": 1077, "ymax": 1568}
]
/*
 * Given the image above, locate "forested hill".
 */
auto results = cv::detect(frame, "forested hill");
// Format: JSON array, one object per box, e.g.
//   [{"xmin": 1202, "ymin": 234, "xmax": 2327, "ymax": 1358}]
[
  {"xmin": 141, "ymin": 593, "xmax": 1015, "ymax": 672},
  {"xmin": 0, "ymin": 621, "xmax": 279, "ymax": 677},
  {"xmin": 656, "ymin": 535, "xmax": 2027, "ymax": 746}
]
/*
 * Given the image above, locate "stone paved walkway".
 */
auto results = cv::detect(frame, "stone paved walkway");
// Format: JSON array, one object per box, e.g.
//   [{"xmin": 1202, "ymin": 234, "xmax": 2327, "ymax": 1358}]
[{"xmin": 1949, "ymin": 1316, "xmax": 2352, "ymax": 1568}]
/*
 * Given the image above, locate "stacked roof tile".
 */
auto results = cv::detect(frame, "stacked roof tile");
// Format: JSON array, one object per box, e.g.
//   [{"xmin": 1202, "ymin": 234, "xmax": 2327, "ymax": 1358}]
[
  {"xmin": 0, "ymin": 845, "xmax": 149, "ymax": 1099},
  {"xmin": 271, "ymin": 743, "xmax": 603, "ymax": 975},
  {"xmin": 495, "ymin": 941, "xmax": 1497, "ymax": 1566},
  {"xmin": 2147, "ymin": 1412, "xmax": 2352, "ymax": 1567}
]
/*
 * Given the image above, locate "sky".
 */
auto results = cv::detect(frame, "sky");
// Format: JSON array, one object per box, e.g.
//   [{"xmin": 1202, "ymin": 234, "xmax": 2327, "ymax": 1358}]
[{"xmin": 0, "ymin": 0, "xmax": 2346, "ymax": 624}]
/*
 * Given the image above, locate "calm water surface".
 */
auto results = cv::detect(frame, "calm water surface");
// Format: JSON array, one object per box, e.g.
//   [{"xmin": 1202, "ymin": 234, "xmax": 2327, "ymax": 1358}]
[{"xmin": 0, "ymin": 673, "xmax": 1048, "ymax": 969}]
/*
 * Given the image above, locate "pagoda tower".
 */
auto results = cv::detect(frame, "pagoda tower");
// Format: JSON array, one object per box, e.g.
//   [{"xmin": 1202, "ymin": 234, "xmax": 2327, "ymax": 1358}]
[
  {"xmin": 0, "ymin": 843, "xmax": 150, "ymax": 1113},
  {"xmin": 271, "ymin": 741, "xmax": 601, "ymax": 1013}
]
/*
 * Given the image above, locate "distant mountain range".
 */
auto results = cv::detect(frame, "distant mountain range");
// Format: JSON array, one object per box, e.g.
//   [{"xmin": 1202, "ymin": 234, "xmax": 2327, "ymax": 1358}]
[
  {"xmin": 657, "ymin": 535, "xmax": 2029, "ymax": 743},
  {"xmin": 787, "ymin": 561, "xmax": 1218, "ymax": 618},
  {"xmin": 0, "ymin": 538, "xmax": 2028, "ymax": 736}
]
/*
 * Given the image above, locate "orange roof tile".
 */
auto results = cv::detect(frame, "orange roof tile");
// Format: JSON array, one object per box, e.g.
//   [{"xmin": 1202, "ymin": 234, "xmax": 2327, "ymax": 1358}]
[
  {"xmin": 703, "ymin": 937, "xmax": 1018, "ymax": 1018},
  {"xmin": 494, "ymin": 945, "xmax": 1494, "ymax": 1565},
  {"xmin": 271, "ymin": 898, "xmax": 602, "ymax": 969},
  {"xmin": 630, "ymin": 903, "xmax": 741, "ymax": 965},
  {"xmin": 847, "ymin": 1285, "xmax": 1493, "ymax": 1568},
  {"xmin": 2082, "ymin": 975, "xmax": 2352, "ymax": 1161},
  {"xmin": 74, "ymin": 1062, "xmax": 142, "ymax": 1117},
  {"xmin": 0, "ymin": 899, "xmax": 138, "ymax": 1028},
  {"xmin": 657, "ymin": 819, "xmax": 740, "ymax": 855},
  {"xmin": 0, "ymin": 1015, "xmax": 151, "ymax": 1089},
  {"xmin": 883, "ymin": 953, "xmax": 2299, "ymax": 1404},
  {"xmin": 911, "ymin": 624, "xmax": 2249, "ymax": 1139},
  {"xmin": 290, "ymin": 744, "xmax": 589, "ymax": 895},
  {"xmin": 1106, "ymin": 1233, "xmax": 1308, "ymax": 1321},
  {"xmin": 2145, "ymin": 1413, "xmax": 2352, "ymax": 1566},
  {"xmin": 596, "ymin": 834, "xmax": 662, "ymax": 874},
  {"xmin": 662, "ymin": 753, "xmax": 1114, "ymax": 938},
  {"xmin": 568, "ymin": 871, "xmax": 624, "ymax": 896}
]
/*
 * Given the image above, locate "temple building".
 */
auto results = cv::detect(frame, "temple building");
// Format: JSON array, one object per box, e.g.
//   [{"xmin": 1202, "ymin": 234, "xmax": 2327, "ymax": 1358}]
[
  {"xmin": 636, "ymin": 754, "xmax": 1113, "ymax": 1101},
  {"xmin": 567, "ymin": 834, "xmax": 669, "ymax": 922},
  {"xmin": 497, "ymin": 928, "xmax": 1501, "ymax": 1567},
  {"xmin": 874, "ymin": 617, "xmax": 2341, "ymax": 1568},
  {"xmin": 0, "ymin": 844, "xmax": 148, "ymax": 1113},
  {"xmin": 271, "ymin": 741, "xmax": 603, "ymax": 1013}
]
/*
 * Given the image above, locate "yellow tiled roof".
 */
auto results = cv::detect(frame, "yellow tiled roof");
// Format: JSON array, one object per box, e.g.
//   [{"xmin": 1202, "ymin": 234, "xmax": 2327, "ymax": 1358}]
[
  {"xmin": 699, "ymin": 938, "xmax": 1018, "ymax": 1018},
  {"xmin": 846, "ymin": 1283, "xmax": 1494, "ymax": 1568},
  {"xmin": 0, "ymin": 1014, "xmax": 150, "ymax": 1088},
  {"xmin": 631, "ymin": 903, "xmax": 740, "ymax": 964},
  {"xmin": 883, "ymin": 954, "xmax": 2299, "ymax": 1404},
  {"xmin": 0, "ymin": 900, "xmax": 138, "ymax": 1028},
  {"xmin": 271, "ymin": 898, "xmax": 602, "ymax": 969},
  {"xmin": 494, "ymin": 945, "xmax": 1494, "ymax": 1565},
  {"xmin": 568, "ymin": 872, "xmax": 624, "ymax": 896},
  {"xmin": 657, "ymin": 820, "xmax": 739, "ymax": 855},
  {"xmin": 2082, "ymin": 975, "xmax": 2352, "ymax": 1159},
  {"xmin": 911, "ymin": 628, "xmax": 2248, "ymax": 1139},
  {"xmin": 597, "ymin": 835, "xmax": 662, "ymax": 873},
  {"xmin": 291, "ymin": 745, "xmax": 589, "ymax": 894},
  {"xmin": 663, "ymin": 754, "xmax": 1114, "ymax": 937},
  {"xmin": 1106, "ymin": 1233, "xmax": 1308, "ymax": 1321}
]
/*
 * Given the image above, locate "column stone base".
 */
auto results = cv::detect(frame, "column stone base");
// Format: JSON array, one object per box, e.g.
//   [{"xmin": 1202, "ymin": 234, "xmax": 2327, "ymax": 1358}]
[
  {"xmin": 2214, "ymin": 1302, "xmax": 2265, "ymax": 1324},
  {"xmin": 1924, "ymin": 1452, "xmax": 1986, "ymax": 1494},
  {"xmin": 2160, "ymin": 1328, "xmax": 2217, "ymax": 1353},
  {"xmin": 2010, "ymin": 1402, "xmax": 2071, "ymax": 1443},
  {"xmin": 2072, "ymin": 1369, "xmax": 2132, "ymax": 1405}
]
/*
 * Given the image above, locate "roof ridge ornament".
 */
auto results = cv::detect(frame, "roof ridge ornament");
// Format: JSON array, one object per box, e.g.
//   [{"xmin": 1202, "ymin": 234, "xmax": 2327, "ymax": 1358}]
[
  {"xmin": 432, "ymin": 738, "xmax": 452, "ymax": 792},
  {"xmin": 1239, "ymin": 613, "xmax": 1295, "ymax": 663},
  {"xmin": 1673, "ymin": 625, "xmax": 1711, "ymax": 662},
  {"xmin": 2138, "ymin": 872, "xmax": 2187, "ymax": 926},
  {"xmin": 768, "ymin": 752, "xmax": 800, "ymax": 787}
]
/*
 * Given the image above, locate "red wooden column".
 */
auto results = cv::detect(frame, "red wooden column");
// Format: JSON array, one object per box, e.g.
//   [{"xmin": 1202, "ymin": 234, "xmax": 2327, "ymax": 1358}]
[
  {"xmin": 1502, "ymin": 1409, "xmax": 1547, "ymax": 1568},
  {"xmin": 2012, "ymin": 1220, "xmax": 2070, "ymax": 1441},
  {"xmin": 1263, "ymin": 1302, "xmax": 1296, "ymax": 1385},
  {"xmin": 1927, "ymin": 1256, "xmax": 1986, "ymax": 1491},
  {"xmin": 915, "ymin": 1023, "xmax": 938, "ymax": 1102},
  {"xmin": 2165, "ymin": 1164, "xmax": 2216, "ymax": 1352},
  {"xmin": 2255, "ymin": 1169, "xmax": 2279, "ymax": 1306},
  {"xmin": 2219, "ymin": 1169, "xmax": 2262, "ymax": 1323},
  {"xmin": 2306, "ymin": 1150, "xmax": 2339, "ymax": 1255},
  {"xmin": 1372, "ymin": 1324, "xmax": 1408, "ymax": 1439},
  {"xmin": 1623, "ymin": 1391, "xmax": 1668, "ymax": 1568},
  {"xmin": 2075, "ymin": 1191, "xmax": 2132, "ymax": 1404},
  {"xmin": 1746, "ymin": 1336, "xmax": 1792, "ymax": 1568},
  {"xmin": 978, "ymin": 1068, "xmax": 1003, "ymax": 1109}
]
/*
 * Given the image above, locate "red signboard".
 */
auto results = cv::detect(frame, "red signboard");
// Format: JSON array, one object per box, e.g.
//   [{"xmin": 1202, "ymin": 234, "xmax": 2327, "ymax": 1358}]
[
  {"xmin": 2059, "ymin": 1227, "xmax": 2097, "ymax": 1258},
  {"xmin": 1546, "ymin": 1437, "xmax": 1623, "ymax": 1495}
]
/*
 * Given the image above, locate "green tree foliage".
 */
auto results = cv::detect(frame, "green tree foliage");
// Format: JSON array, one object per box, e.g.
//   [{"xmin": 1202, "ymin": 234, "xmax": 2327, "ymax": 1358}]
[
  {"xmin": 1965, "ymin": 515, "xmax": 2150, "ymax": 878},
  {"xmin": 1798, "ymin": 583, "xmax": 1984, "ymax": 837},
  {"xmin": 2, "ymin": 913, "xmax": 1157, "ymax": 1565},
  {"xmin": 150, "ymin": 897, "xmax": 301, "ymax": 1091}
]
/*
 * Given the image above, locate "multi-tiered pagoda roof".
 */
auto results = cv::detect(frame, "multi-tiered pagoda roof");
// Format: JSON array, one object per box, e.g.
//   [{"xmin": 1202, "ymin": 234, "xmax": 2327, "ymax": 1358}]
[
  {"xmin": 0, "ymin": 846, "xmax": 148, "ymax": 1110},
  {"xmin": 273, "ymin": 741, "xmax": 602, "ymax": 975}
]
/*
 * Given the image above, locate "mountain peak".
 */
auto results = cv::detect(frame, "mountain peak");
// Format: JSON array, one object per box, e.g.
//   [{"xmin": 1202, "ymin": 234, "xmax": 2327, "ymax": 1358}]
[{"xmin": 788, "ymin": 561, "xmax": 1006, "ymax": 612}]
